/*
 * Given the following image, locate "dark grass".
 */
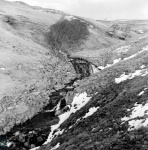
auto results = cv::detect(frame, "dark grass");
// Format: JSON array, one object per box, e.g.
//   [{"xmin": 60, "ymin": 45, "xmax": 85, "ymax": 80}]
[{"xmin": 39, "ymin": 50, "xmax": 148, "ymax": 150}]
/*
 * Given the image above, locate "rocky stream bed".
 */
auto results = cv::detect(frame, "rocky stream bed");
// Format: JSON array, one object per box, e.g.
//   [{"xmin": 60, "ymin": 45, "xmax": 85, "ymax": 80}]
[{"xmin": 0, "ymin": 57, "xmax": 99, "ymax": 150}]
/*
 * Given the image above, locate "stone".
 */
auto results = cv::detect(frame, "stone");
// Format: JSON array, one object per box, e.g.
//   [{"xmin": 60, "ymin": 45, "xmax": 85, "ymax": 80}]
[{"xmin": 6, "ymin": 142, "xmax": 13, "ymax": 147}]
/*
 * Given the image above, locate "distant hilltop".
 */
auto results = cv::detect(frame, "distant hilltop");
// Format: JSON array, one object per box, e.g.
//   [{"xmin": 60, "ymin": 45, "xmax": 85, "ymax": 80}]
[{"xmin": 9, "ymin": 0, "xmax": 69, "ymax": 15}]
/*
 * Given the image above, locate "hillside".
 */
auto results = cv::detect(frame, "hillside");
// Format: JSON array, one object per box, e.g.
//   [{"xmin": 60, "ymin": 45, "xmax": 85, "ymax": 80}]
[
  {"xmin": 0, "ymin": 0, "xmax": 116, "ymax": 135},
  {"xmin": 0, "ymin": 0, "xmax": 148, "ymax": 150},
  {"xmin": 0, "ymin": 0, "xmax": 76, "ymax": 134},
  {"xmin": 36, "ymin": 33, "xmax": 148, "ymax": 150}
]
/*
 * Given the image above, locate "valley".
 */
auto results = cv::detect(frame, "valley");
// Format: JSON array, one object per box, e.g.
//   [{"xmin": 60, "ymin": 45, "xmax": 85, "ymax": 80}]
[{"xmin": 0, "ymin": 0, "xmax": 148, "ymax": 150}]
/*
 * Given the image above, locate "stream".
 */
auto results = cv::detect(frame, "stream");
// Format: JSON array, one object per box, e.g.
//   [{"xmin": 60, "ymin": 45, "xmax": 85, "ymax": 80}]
[{"xmin": 0, "ymin": 57, "xmax": 99, "ymax": 150}]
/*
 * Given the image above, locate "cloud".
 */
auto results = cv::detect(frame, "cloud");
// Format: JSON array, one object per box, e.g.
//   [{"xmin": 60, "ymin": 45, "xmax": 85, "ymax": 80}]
[{"xmin": 7, "ymin": 0, "xmax": 148, "ymax": 20}]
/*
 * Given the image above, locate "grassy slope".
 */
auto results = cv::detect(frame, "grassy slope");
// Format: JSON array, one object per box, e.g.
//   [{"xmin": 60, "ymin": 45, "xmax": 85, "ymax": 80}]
[
  {"xmin": 40, "ymin": 34, "xmax": 148, "ymax": 149},
  {"xmin": 0, "ymin": 0, "xmax": 76, "ymax": 133},
  {"xmin": 70, "ymin": 19, "xmax": 148, "ymax": 65},
  {"xmin": 71, "ymin": 17, "xmax": 123, "ymax": 53},
  {"xmin": 0, "ymin": 0, "xmax": 147, "ymax": 142}
]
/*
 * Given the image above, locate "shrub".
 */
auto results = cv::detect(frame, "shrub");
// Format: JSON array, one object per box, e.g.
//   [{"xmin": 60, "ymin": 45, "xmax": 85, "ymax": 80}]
[
  {"xmin": 46, "ymin": 19, "xmax": 89, "ymax": 55},
  {"xmin": 3, "ymin": 15, "xmax": 16, "ymax": 27}
]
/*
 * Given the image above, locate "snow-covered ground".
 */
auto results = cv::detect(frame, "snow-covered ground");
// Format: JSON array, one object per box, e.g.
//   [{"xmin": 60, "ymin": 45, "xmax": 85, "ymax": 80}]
[
  {"xmin": 115, "ymin": 67, "xmax": 148, "ymax": 84},
  {"xmin": 124, "ymin": 45, "xmax": 148, "ymax": 61},
  {"xmin": 138, "ymin": 91, "xmax": 145, "ymax": 96},
  {"xmin": 90, "ymin": 25, "xmax": 94, "ymax": 28},
  {"xmin": 31, "ymin": 92, "xmax": 91, "ymax": 150},
  {"xmin": 68, "ymin": 106, "xmax": 99, "ymax": 130},
  {"xmin": 114, "ymin": 45, "xmax": 131, "ymax": 54},
  {"xmin": 83, "ymin": 107, "xmax": 99, "ymax": 118},
  {"xmin": 138, "ymin": 35, "xmax": 148, "ymax": 40},
  {"xmin": 98, "ymin": 45, "xmax": 148, "ymax": 71},
  {"xmin": 44, "ymin": 92, "xmax": 91, "ymax": 144},
  {"xmin": 31, "ymin": 45, "xmax": 148, "ymax": 150},
  {"xmin": 30, "ymin": 92, "xmax": 92, "ymax": 150},
  {"xmin": 121, "ymin": 102, "xmax": 148, "ymax": 131},
  {"xmin": 51, "ymin": 143, "xmax": 60, "ymax": 150},
  {"xmin": 98, "ymin": 58, "xmax": 121, "ymax": 70},
  {"xmin": 113, "ymin": 58, "xmax": 121, "ymax": 64},
  {"xmin": 65, "ymin": 15, "xmax": 74, "ymax": 21},
  {"xmin": 138, "ymin": 87, "xmax": 147, "ymax": 96},
  {"xmin": 6, "ymin": 142, "xmax": 12, "ymax": 147},
  {"xmin": 138, "ymin": 30, "xmax": 144, "ymax": 34},
  {"xmin": 0, "ymin": 67, "xmax": 5, "ymax": 70},
  {"xmin": 91, "ymin": 64, "xmax": 100, "ymax": 73}
]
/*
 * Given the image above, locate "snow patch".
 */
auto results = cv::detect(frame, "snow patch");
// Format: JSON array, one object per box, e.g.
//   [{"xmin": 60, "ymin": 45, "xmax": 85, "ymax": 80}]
[
  {"xmin": 138, "ymin": 91, "xmax": 145, "ymax": 96},
  {"xmin": 98, "ymin": 58, "xmax": 121, "ymax": 70},
  {"xmin": 92, "ymin": 128, "xmax": 96, "ymax": 131},
  {"xmin": 7, "ymin": 142, "xmax": 12, "ymax": 147},
  {"xmin": 140, "ymin": 65, "xmax": 146, "ymax": 69},
  {"xmin": 0, "ymin": 67, "xmax": 5, "ymax": 70},
  {"xmin": 80, "ymin": 20, "xmax": 86, "ymax": 23},
  {"xmin": 113, "ymin": 58, "xmax": 121, "ymax": 64},
  {"xmin": 30, "ymin": 146, "xmax": 40, "ymax": 150},
  {"xmin": 45, "ymin": 100, "xmax": 61, "ymax": 113},
  {"xmin": 115, "ymin": 73, "xmax": 129, "ymax": 83},
  {"xmin": 106, "ymin": 64, "xmax": 112, "ymax": 68},
  {"xmin": 121, "ymin": 102, "xmax": 148, "ymax": 131},
  {"xmin": 44, "ymin": 92, "xmax": 91, "ymax": 145},
  {"xmin": 83, "ymin": 107, "xmax": 99, "ymax": 118},
  {"xmin": 91, "ymin": 64, "xmax": 100, "ymax": 73},
  {"xmin": 115, "ymin": 67, "xmax": 148, "ymax": 84},
  {"xmin": 115, "ymin": 45, "xmax": 131, "ymax": 53},
  {"xmin": 138, "ymin": 30, "xmax": 144, "ymax": 34},
  {"xmin": 65, "ymin": 15, "xmax": 74, "ymax": 21},
  {"xmin": 100, "ymin": 45, "xmax": 148, "ymax": 70},
  {"xmin": 69, "ymin": 118, "xmax": 81, "ymax": 129},
  {"xmin": 138, "ymin": 35, "xmax": 148, "ymax": 40},
  {"xmin": 72, "ymin": 17, "xmax": 77, "ymax": 20},
  {"xmin": 98, "ymin": 66, "xmax": 105, "ymax": 70},
  {"xmin": 124, "ymin": 45, "xmax": 148, "ymax": 61},
  {"xmin": 51, "ymin": 143, "xmax": 60, "ymax": 150},
  {"xmin": 138, "ymin": 87, "xmax": 147, "ymax": 96}
]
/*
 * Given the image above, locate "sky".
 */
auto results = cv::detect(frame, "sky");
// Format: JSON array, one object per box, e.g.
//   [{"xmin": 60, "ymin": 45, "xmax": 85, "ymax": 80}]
[{"xmin": 7, "ymin": 0, "xmax": 148, "ymax": 20}]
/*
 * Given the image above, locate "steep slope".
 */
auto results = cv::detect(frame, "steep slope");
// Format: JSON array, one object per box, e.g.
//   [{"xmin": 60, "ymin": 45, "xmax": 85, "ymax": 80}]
[
  {"xmin": 63, "ymin": 15, "xmax": 124, "ymax": 52},
  {"xmin": 37, "ymin": 35, "xmax": 148, "ymax": 150},
  {"xmin": 0, "ymin": 0, "xmax": 116, "ymax": 136},
  {"xmin": 70, "ymin": 18, "xmax": 148, "ymax": 64},
  {"xmin": 0, "ymin": 0, "xmax": 76, "ymax": 134},
  {"xmin": 1, "ymin": 1, "xmax": 148, "ymax": 150}
]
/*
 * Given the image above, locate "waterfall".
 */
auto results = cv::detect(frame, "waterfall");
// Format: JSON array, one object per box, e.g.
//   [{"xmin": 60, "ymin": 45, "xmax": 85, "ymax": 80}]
[{"xmin": 5, "ymin": 56, "xmax": 100, "ymax": 150}]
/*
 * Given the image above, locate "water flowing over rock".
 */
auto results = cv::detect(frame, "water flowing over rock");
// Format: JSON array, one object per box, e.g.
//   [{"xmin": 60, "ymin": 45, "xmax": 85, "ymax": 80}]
[
  {"xmin": 2, "ymin": 56, "xmax": 98, "ymax": 150},
  {"xmin": 69, "ymin": 57, "xmax": 100, "ymax": 78}
]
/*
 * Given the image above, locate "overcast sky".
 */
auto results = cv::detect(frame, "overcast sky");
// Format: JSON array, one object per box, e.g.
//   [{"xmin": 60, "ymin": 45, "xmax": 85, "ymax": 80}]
[{"xmin": 7, "ymin": 0, "xmax": 148, "ymax": 20}]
